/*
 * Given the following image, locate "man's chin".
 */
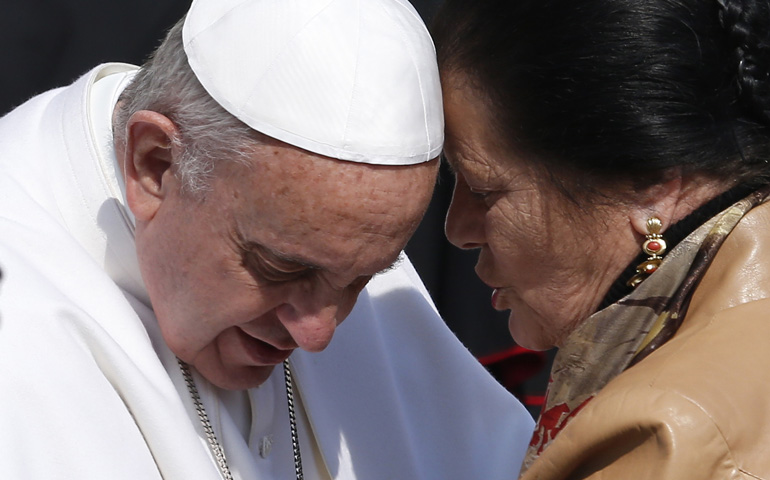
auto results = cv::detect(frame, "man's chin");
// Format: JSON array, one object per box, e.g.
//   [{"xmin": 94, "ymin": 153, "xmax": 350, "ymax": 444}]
[{"xmin": 197, "ymin": 363, "xmax": 277, "ymax": 391}]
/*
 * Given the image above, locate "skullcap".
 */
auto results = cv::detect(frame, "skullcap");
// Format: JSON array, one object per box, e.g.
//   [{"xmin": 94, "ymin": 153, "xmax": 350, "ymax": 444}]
[{"xmin": 183, "ymin": 0, "xmax": 443, "ymax": 165}]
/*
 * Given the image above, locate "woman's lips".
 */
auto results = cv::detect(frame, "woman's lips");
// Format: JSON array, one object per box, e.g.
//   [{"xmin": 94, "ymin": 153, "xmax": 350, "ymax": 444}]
[
  {"xmin": 236, "ymin": 328, "xmax": 293, "ymax": 365},
  {"xmin": 478, "ymin": 271, "xmax": 503, "ymax": 310},
  {"xmin": 491, "ymin": 288, "xmax": 500, "ymax": 310}
]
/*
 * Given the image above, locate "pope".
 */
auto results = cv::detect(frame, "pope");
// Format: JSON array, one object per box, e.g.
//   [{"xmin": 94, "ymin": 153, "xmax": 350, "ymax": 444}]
[{"xmin": 0, "ymin": 0, "xmax": 533, "ymax": 479}]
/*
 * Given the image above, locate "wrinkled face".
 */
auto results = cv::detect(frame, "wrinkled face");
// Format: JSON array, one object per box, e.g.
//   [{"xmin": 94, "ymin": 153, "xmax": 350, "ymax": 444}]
[
  {"xmin": 442, "ymin": 80, "xmax": 636, "ymax": 350},
  {"xmin": 136, "ymin": 143, "xmax": 437, "ymax": 389}
]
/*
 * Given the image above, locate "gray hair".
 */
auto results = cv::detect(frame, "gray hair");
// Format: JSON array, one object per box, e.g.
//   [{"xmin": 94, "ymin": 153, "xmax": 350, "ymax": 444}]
[{"xmin": 113, "ymin": 17, "xmax": 265, "ymax": 196}]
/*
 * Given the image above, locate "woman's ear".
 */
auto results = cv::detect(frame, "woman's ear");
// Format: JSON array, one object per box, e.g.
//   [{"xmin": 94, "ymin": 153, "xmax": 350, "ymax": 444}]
[
  {"xmin": 119, "ymin": 111, "xmax": 181, "ymax": 222},
  {"xmin": 629, "ymin": 174, "xmax": 683, "ymax": 236}
]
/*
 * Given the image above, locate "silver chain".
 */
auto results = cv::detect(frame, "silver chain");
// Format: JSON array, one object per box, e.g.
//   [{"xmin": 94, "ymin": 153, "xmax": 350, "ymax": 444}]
[
  {"xmin": 177, "ymin": 358, "xmax": 303, "ymax": 480},
  {"xmin": 283, "ymin": 359, "xmax": 304, "ymax": 480},
  {"xmin": 178, "ymin": 358, "xmax": 234, "ymax": 480}
]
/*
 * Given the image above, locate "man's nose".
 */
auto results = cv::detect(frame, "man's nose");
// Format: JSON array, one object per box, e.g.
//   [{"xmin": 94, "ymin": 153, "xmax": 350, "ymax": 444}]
[{"xmin": 274, "ymin": 292, "xmax": 341, "ymax": 353}]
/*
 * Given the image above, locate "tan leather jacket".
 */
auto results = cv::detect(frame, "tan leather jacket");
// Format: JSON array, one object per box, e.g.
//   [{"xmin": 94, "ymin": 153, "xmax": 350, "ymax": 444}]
[{"xmin": 520, "ymin": 201, "xmax": 770, "ymax": 480}]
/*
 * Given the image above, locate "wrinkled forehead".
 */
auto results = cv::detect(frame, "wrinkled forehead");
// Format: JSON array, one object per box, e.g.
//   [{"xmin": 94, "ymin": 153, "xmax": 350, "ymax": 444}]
[
  {"xmin": 216, "ymin": 146, "xmax": 437, "ymax": 270},
  {"xmin": 442, "ymin": 85, "xmax": 508, "ymax": 169},
  {"xmin": 245, "ymin": 140, "xmax": 436, "ymax": 195}
]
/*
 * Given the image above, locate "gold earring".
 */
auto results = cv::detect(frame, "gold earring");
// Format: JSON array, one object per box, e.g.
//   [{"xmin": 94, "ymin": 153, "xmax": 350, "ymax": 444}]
[{"xmin": 627, "ymin": 217, "xmax": 667, "ymax": 288}]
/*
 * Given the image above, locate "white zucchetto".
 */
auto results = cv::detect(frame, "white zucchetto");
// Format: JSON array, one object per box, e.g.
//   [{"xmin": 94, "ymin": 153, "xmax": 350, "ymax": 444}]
[{"xmin": 183, "ymin": 0, "xmax": 444, "ymax": 165}]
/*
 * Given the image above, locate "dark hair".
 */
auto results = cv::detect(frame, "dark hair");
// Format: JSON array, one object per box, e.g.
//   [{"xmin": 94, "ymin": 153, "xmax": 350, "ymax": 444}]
[{"xmin": 432, "ymin": 0, "xmax": 770, "ymax": 198}]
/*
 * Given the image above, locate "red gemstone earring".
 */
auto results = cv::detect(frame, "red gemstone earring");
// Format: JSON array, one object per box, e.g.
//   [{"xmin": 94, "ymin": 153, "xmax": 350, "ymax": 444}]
[{"xmin": 627, "ymin": 217, "xmax": 667, "ymax": 288}]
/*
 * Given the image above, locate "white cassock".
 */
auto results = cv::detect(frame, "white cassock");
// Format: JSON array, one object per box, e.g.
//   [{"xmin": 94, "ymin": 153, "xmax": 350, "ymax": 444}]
[{"xmin": 0, "ymin": 64, "xmax": 534, "ymax": 479}]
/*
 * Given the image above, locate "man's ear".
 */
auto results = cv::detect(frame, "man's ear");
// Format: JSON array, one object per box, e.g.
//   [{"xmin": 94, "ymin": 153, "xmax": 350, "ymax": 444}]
[{"xmin": 120, "ymin": 111, "xmax": 181, "ymax": 222}]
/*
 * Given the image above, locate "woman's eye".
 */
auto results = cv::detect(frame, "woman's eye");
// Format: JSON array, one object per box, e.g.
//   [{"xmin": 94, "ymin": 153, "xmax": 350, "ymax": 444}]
[{"xmin": 469, "ymin": 186, "xmax": 493, "ymax": 199}]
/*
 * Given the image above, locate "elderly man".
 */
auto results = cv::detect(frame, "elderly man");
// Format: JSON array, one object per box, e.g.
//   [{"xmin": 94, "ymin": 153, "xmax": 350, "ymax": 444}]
[{"xmin": 0, "ymin": 0, "xmax": 533, "ymax": 478}]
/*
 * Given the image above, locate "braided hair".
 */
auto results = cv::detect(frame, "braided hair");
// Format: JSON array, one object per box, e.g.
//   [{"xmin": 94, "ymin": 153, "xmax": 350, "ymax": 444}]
[
  {"xmin": 718, "ymin": 0, "xmax": 770, "ymax": 124},
  {"xmin": 433, "ymin": 0, "xmax": 770, "ymax": 202}
]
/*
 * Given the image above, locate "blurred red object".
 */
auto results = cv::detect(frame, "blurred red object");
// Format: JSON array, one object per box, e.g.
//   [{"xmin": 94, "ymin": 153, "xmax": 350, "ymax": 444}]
[{"xmin": 479, "ymin": 346, "xmax": 548, "ymax": 410}]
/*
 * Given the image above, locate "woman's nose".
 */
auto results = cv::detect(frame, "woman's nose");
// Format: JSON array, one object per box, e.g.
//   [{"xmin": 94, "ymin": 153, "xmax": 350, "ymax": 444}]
[{"xmin": 445, "ymin": 180, "xmax": 486, "ymax": 249}]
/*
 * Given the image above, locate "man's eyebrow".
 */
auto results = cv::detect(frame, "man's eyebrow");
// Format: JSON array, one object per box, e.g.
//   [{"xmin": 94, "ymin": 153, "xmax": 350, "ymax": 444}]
[
  {"xmin": 236, "ymin": 230, "xmax": 403, "ymax": 277},
  {"xmin": 240, "ymin": 238, "xmax": 323, "ymax": 270}
]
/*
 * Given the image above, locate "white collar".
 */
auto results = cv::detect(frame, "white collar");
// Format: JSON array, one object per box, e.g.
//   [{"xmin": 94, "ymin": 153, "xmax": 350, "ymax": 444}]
[{"xmin": 89, "ymin": 68, "xmax": 136, "ymax": 228}]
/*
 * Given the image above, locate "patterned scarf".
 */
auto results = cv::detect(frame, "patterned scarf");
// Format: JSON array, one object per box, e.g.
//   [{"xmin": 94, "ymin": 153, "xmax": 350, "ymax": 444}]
[{"xmin": 522, "ymin": 185, "xmax": 770, "ymax": 471}]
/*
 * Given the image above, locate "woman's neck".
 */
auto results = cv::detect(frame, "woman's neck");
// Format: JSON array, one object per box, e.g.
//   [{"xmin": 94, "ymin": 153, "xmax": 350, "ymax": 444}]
[{"xmin": 598, "ymin": 182, "xmax": 761, "ymax": 310}]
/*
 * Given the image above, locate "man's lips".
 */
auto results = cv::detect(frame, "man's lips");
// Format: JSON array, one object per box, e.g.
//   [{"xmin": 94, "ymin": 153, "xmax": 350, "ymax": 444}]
[{"xmin": 236, "ymin": 327, "xmax": 293, "ymax": 365}]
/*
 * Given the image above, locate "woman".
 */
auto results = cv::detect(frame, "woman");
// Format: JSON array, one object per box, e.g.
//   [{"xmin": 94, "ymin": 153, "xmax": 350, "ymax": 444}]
[{"xmin": 432, "ymin": 0, "xmax": 770, "ymax": 478}]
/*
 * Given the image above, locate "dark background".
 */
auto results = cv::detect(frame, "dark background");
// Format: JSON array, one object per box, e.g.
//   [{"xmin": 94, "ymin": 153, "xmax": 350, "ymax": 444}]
[{"xmin": 0, "ymin": 0, "xmax": 551, "ymax": 415}]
